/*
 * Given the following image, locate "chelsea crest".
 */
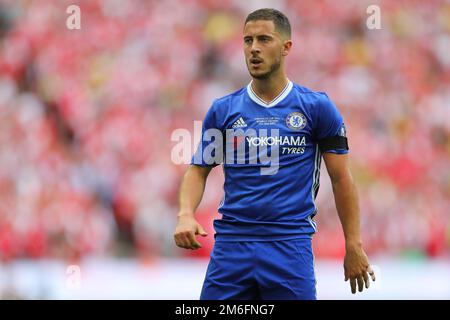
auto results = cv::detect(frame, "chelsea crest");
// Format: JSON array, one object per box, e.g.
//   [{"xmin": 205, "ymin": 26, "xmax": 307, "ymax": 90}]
[{"xmin": 286, "ymin": 112, "xmax": 307, "ymax": 130}]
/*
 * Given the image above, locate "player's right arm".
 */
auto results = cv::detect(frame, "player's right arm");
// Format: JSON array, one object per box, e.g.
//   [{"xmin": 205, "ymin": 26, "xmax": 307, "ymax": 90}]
[{"xmin": 174, "ymin": 165, "xmax": 213, "ymax": 250}]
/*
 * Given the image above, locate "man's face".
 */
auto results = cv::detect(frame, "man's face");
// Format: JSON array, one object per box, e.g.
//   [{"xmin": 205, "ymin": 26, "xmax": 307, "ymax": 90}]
[{"xmin": 243, "ymin": 20, "xmax": 289, "ymax": 79}]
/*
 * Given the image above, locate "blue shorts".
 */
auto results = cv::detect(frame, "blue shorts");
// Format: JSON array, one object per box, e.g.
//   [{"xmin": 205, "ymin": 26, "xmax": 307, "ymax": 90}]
[{"xmin": 200, "ymin": 238, "xmax": 317, "ymax": 300}]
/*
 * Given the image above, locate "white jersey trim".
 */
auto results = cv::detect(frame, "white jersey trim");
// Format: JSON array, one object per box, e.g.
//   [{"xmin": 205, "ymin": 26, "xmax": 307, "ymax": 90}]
[{"xmin": 247, "ymin": 80, "xmax": 293, "ymax": 108}]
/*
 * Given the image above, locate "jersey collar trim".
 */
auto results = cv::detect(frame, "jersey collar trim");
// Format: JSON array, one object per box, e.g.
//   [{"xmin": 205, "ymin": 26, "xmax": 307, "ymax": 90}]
[{"xmin": 246, "ymin": 80, "xmax": 293, "ymax": 108}]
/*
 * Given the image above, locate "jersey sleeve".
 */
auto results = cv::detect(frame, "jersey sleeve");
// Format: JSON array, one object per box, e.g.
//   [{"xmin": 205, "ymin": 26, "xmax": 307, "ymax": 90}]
[
  {"xmin": 315, "ymin": 93, "xmax": 349, "ymax": 154},
  {"xmin": 191, "ymin": 101, "xmax": 224, "ymax": 167}
]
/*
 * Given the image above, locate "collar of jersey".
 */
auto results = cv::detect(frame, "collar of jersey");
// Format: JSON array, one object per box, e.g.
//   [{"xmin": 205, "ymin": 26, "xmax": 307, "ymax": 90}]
[{"xmin": 247, "ymin": 80, "xmax": 293, "ymax": 108}]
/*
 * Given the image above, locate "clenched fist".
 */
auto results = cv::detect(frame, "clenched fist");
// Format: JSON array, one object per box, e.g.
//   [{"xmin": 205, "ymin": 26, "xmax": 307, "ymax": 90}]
[{"xmin": 174, "ymin": 214, "xmax": 208, "ymax": 250}]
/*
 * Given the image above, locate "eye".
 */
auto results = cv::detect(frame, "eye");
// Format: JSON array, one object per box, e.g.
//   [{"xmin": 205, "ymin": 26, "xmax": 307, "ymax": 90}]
[{"xmin": 244, "ymin": 38, "xmax": 252, "ymax": 44}]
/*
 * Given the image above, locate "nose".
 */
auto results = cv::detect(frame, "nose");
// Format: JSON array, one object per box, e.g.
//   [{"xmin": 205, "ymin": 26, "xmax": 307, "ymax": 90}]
[{"xmin": 251, "ymin": 41, "xmax": 261, "ymax": 55}]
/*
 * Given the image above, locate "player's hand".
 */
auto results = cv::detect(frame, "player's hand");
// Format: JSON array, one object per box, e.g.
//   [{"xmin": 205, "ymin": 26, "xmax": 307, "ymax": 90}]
[
  {"xmin": 343, "ymin": 243, "xmax": 376, "ymax": 294},
  {"xmin": 174, "ymin": 213, "xmax": 208, "ymax": 250}
]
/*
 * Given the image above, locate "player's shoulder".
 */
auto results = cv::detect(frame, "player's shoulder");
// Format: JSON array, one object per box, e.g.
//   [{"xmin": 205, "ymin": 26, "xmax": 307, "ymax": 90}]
[
  {"xmin": 291, "ymin": 83, "xmax": 336, "ymax": 114},
  {"xmin": 291, "ymin": 82, "xmax": 330, "ymax": 102},
  {"xmin": 213, "ymin": 86, "xmax": 247, "ymax": 105},
  {"xmin": 208, "ymin": 86, "xmax": 247, "ymax": 116}
]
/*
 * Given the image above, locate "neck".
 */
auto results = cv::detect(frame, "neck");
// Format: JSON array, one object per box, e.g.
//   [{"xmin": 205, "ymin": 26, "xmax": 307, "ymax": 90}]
[{"xmin": 251, "ymin": 71, "xmax": 289, "ymax": 104}]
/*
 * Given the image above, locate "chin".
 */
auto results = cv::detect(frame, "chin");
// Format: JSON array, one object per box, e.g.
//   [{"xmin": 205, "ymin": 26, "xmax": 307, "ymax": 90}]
[{"xmin": 250, "ymin": 71, "xmax": 270, "ymax": 79}]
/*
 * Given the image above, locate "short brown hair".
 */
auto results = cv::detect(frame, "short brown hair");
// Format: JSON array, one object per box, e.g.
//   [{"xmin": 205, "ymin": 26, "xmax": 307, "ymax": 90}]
[{"xmin": 245, "ymin": 8, "xmax": 291, "ymax": 39}]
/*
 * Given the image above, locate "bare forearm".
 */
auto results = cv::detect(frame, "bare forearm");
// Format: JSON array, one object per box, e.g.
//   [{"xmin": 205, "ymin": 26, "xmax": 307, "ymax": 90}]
[
  {"xmin": 178, "ymin": 166, "xmax": 210, "ymax": 217},
  {"xmin": 323, "ymin": 153, "xmax": 374, "ymax": 293},
  {"xmin": 331, "ymin": 174, "xmax": 362, "ymax": 247}
]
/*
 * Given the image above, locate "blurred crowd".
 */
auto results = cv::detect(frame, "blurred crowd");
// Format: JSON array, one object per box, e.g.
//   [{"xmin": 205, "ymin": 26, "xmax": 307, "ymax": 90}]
[{"xmin": 0, "ymin": 0, "xmax": 449, "ymax": 262}]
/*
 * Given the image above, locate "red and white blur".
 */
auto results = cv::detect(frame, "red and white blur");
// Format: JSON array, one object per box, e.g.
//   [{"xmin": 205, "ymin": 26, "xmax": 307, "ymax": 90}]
[{"xmin": 0, "ymin": 0, "xmax": 448, "ymax": 299}]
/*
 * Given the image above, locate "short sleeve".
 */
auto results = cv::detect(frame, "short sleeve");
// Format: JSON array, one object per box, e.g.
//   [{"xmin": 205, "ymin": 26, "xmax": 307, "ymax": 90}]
[
  {"xmin": 191, "ymin": 101, "xmax": 224, "ymax": 166},
  {"xmin": 315, "ymin": 93, "xmax": 349, "ymax": 154}
]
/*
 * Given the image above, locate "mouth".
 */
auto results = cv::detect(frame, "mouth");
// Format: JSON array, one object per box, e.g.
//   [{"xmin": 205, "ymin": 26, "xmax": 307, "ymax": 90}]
[{"xmin": 250, "ymin": 58, "xmax": 263, "ymax": 68}]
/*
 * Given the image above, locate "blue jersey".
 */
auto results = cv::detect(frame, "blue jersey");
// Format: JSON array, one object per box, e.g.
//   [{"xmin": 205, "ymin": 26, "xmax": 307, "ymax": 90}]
[{"xmin": 192, "ymin": 80, "xmax": 348, "ymax": 241}]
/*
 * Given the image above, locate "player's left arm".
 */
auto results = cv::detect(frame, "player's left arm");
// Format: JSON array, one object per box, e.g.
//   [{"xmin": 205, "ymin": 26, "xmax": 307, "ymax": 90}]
[{"xmin": 322, "ymin": 152, "xmax": 376, "ymax": 294}]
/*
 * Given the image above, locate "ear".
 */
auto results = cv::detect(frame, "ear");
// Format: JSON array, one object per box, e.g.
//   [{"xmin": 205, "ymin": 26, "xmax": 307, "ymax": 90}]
[{"xmin": 282, "ymin": 40, "xmax": 292, "ymax": 57}]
